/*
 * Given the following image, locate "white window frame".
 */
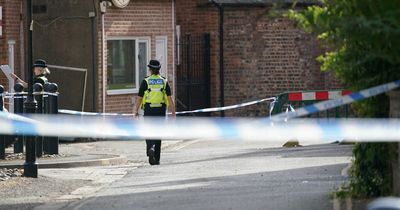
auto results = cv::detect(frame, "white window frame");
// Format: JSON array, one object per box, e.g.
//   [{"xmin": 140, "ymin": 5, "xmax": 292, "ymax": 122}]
[
  {"xmin": 137, "ymin": 38, "xmax": 151, "ymax": 82},
  {"xmin": 106, "ymin": 37, "xmax": 151, "ymax": 95},
  {"xmin": 156, "ymin": 36, "xmax": 168, "ymax": 78}
]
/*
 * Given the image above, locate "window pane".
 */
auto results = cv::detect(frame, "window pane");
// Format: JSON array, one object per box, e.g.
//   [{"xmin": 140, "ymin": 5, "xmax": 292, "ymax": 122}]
[
  {"xmin": 138, "ymin": 42, "xmax": 148, "ymax": 82},
  {"xmin": 107, "ymin": 40, "xmax": 136, "ymax": 90}
]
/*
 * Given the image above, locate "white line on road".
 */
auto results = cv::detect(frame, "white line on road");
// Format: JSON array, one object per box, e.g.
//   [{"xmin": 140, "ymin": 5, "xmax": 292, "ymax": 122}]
[{"xmin": 165, "ymin": 139, "xmax": 201, "ymax": 151}]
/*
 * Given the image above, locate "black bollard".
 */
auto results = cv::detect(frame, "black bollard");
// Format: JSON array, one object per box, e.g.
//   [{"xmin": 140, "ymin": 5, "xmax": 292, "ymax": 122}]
[
  {"xmin": 43, "ymin": 83, "xmax": 50, "ymax": 154},
  {"xmin": 33, "ymin": 83, "xmax": 44, "ymax": 157},
  {"xmin": 13, "ymin": 83, "xmax": 24, "ymax": 153},
  {"xmin": 0, "ymin": 85, "xmax": 4, "ymax": 110},
  {"xmin": 43, "ymin": 83, "xmax": 50, "ymax": 114},
  {"xmin": 47, "ymin": 83, "xmax": 59, "ymax": 155},
  {"xmin": 0, "ymin": 85, "xmax": 5, "ymax": 160},
  {"xmin": 23, "ymin": 0, "xmax": 38, "ymax": 178}
]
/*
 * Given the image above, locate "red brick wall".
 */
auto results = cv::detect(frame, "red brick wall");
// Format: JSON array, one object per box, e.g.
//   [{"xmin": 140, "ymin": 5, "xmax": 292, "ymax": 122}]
[
  {"xmin": 0, "ymin": 0, "xmax": 23, "ymax": 109},
  {"xmin": 175, "ymin": 0, "xmax": 220, "ymax": 111},
  {"xmin": 0, "ymin": 1, "xmax": 8, "ymax": 88},
  {"xmin": 176, "ymin": 2, "xmax": 343, "ymax": 116},
  {"xmin": 223, "ymin": 8, "xmax": 342, "ymax": 116},
  {"xmin": 98, "ymin": 0, "xmax": 175, "ymax": 113}
]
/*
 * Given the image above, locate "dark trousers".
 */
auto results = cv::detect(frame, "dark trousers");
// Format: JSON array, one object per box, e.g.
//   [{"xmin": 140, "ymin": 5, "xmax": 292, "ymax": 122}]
[
  {"xmin": 146, "ymin": 140, "xmax": 161, "ymax": 161},
  {"xmin": 143, "ymin": 104, "xmax": 166, "ymax": 162}
]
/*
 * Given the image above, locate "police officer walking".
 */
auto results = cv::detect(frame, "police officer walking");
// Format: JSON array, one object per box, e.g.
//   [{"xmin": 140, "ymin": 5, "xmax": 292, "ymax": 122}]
[{"xmin": 133, "ymin": 59, "xmax": 176, "ymax": 165}]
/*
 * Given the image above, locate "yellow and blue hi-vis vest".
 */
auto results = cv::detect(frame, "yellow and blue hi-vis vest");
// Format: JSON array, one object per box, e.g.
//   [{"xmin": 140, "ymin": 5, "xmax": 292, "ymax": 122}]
[
  {"xmin": 36, "ymin": 75, "xmax": 48, "ymax": 85},
  {"xmin": 142, "ymin": 74, "xmax": 169, "ymax": 108}
]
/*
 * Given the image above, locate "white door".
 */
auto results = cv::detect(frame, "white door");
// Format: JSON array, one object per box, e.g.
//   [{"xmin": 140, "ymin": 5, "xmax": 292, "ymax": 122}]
[{"xmin": 155, "ymin": 36, "xmax": 168, "ymax": 78}]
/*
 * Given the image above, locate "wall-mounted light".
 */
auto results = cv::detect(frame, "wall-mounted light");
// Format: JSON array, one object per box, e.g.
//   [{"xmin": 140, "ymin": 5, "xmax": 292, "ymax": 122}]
[{"xmin": 100, "ymin": 1, "xmax": 112, "ymax": 13}]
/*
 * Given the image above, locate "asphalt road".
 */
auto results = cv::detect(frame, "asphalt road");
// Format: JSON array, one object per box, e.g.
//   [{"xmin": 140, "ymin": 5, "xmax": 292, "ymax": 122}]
[{"xmin": 62, "ymin": 141, "xmax": 352, "ymax": 210}]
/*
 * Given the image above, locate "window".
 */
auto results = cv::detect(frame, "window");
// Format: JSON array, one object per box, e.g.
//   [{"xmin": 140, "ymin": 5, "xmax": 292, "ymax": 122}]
[
  {"xmin": 138, "ymin": 42, "xmax": 148, "ymax": 83},
  {"xmin": 107, "ymin": 38, "xmax": 149, "ymax": 94}
]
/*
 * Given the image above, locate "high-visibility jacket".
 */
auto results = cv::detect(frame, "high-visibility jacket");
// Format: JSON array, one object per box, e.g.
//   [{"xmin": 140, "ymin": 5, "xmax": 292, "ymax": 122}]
[
  {"xmin": 35, "ymin": 75, "xmax": 48, "ymax": 85},
  {"xmin": 142, "ymin": 74, "xmax": 169, "ymax": 108}
]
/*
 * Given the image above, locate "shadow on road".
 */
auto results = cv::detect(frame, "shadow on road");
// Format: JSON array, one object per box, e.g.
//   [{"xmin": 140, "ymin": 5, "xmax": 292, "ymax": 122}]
[
  {"xmin": 68, "ymin": 163, "xmax": 349, "ymax": 210},
  {"xmin": 166, "ymin": 143, "xmax": 352, "ymax": 166}
]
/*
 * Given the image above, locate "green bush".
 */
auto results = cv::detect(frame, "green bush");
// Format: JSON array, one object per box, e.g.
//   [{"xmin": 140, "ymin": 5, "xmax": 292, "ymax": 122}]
[
  {"xmin": 349, "ymin": 142, "xmax": 396, "ymax": 197},
  {"xmin": 343, "ymin": 95, "xmax": 395, "ymax": 197},
  {"xmin": 287, "ymin": 0, "xmax": 400, "ymax": 197}
]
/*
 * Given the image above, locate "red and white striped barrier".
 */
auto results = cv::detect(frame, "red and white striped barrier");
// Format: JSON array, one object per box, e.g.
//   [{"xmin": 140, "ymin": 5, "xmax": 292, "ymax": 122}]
[{"xmin": 287, "ymin": 90, "xmax": 351, "ymax": 101}]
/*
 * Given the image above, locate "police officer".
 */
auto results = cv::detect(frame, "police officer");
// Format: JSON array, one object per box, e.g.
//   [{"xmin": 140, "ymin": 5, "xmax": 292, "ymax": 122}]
[
  {"xmin": 11, "ymin": 59, "xmax": 50, "ymax": 87},
  {"xmin": 133, "ymin": 59, "xmax": 176, "ymax": 165}
]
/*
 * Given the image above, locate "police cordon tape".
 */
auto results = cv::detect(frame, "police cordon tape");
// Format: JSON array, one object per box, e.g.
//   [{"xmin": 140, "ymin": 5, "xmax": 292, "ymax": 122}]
[
  {"xmin": 0, "ymin": 113, "xmax": 400, "ymax": 142},
  {"xmin": 59, "ymin": 79, "xmax": 400, "ymax": 118},
  {"xmin": 271, "ymin": 79, "xmax": 400, "ymax": 122},
  {"xmin": 173, "ymin": 97, "xmax": 276, "ymax": 115},
  {"xmin": 58, "ymin": 109, "xmax": 133, "ymax": 116},
  {"xmin": 0, "ymin": 79, "xmax": 399, "ymax": 142},
  {"xmin": 58, "ymin": 97, "xmax": 277, "ymax": 116},
  {"xmin": 0, "ymin": 91, "xmax": 59, "ymax": 98}
]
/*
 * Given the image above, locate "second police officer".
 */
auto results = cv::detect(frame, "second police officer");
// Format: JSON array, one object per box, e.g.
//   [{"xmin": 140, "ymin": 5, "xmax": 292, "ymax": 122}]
[{"xmin": 11, "ymin": 59, "xmax": 50, "ymax": 87}]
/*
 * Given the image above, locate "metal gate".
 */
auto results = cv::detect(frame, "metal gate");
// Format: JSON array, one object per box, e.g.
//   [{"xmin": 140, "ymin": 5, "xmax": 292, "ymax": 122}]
[
  {"xmin": 176, "ymin": 33, "xmax": 211, "ymax": 116},
  {"xmin": 271, "ymin": 90, "xmax": 352, "ymax": 118}
]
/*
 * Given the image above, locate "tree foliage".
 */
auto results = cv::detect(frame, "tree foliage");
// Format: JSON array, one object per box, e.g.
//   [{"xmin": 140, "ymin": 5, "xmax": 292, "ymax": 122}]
[
  {"xmin": 288, "ymin": 0, "xmax": 400, "ymax": 89},
  {"xmin": 288, "ymin": 0, "xmax": 400, "ymax": 197}
]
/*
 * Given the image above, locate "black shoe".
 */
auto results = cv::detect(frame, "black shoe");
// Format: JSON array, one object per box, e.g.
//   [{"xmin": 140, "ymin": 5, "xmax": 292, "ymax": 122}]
[{"xmin": 148, "ymin": 147, "xmax": 156, "ymax": 165}]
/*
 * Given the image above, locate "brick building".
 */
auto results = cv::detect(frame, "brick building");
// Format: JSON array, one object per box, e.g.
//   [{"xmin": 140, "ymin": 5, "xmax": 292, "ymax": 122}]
[
  {"xmin": 31, "ymin": 0, "xmax": 175, "ymax": 113},
  {"xmin": 0, "ymin": 0, "xmax": 175, "ymax": 113},
  {"xmin": 99, "ymin": 0, "xmax": 175, "ymax": 114},
  {"xmin": 175, "ymin": 0, "xmax": 342, "ymax": 116},
  {"xmin": 0, "ymin": 1, "xmax": 24, "ymax": 102},
  {"xmin": 1, "ymin": 0, "xmax": 342, "ymax": 116}
]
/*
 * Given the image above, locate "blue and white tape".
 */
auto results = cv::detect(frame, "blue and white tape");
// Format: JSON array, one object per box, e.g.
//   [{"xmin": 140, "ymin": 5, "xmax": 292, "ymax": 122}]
[
  {"xmin": 0, "ymin": 112, "xmax": 400, "ymax": 142},
  {"xmin": 59, "ymin": 97, "xmax": 276, "ymax": 116},
  {"xmin": 0, "ymin": 91, "xmax": 58, "ymax": 99},
  {"xmin": 0, "ymin": 80, "xmax": 399, "ymax": 142},
  {"xmin": 175, "ymin": 97, "xmax": 276, "ymax": 115},
  {"xmin": 271, "ymin": 79, "xmax": 400, "ymax": 121},
  {"xmin": 59, "ymin": 109, "xmax": 134, "ymax": 116}
]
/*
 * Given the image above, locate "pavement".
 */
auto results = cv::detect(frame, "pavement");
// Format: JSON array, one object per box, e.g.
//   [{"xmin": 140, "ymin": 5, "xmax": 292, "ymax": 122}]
[
  {"xmin": 0, "ymin": 139, "xmax": 184, "ymax": 169},
  {"xmin": 0, "ymin": 140, "xmax": 365, "ymax": 210},
  {"xmin": 0, "ymin": 139, "xmax": 188, "ymax": 210}
]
